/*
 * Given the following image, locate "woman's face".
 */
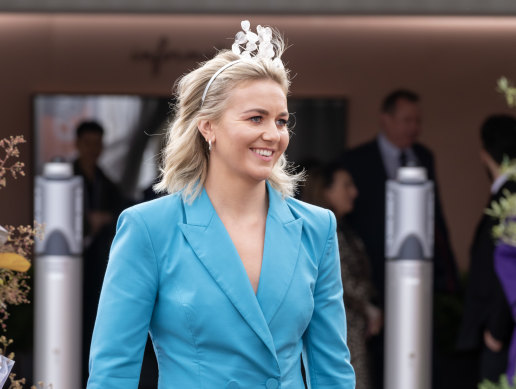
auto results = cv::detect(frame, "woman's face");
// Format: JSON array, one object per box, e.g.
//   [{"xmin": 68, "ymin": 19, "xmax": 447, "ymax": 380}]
[
  {"xmin": 324, "ymin": 170, "xmax": 358, "ymax": 217},
  {"xmin": 209, "ymin": 79, "xmax": 289, "ymax": 184}
]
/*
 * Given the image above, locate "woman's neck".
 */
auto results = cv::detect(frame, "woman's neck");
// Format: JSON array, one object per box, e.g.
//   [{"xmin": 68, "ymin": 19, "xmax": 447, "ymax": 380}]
[{"xmin": 204, "ymin": 170, "xmax": 268, "ymax": 221}]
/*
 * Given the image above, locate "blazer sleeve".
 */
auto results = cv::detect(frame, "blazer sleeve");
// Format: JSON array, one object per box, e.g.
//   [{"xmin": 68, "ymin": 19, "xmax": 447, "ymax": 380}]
[
  {"xmin": 302, "ymin": 210, "xmax": 356, "ymax": 389},
  {"xmin": 87, "ymin": 208, "xmax": 159, "ymax": 389}
]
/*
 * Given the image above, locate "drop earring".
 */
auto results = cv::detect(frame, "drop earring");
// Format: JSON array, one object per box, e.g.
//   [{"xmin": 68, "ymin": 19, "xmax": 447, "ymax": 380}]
[{"xmin": 208, "ymin": 139, "xmax": 212, "ymax": 151}]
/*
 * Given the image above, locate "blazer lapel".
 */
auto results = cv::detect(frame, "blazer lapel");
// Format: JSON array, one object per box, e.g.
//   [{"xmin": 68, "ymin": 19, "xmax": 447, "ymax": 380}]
[
  {"xmin": 257, "ymin": 182, "xmax": 303, "ymax": 325},
  {"xmin": 178, "ymin": 188, "xmax": 277, "ymax": 358}
]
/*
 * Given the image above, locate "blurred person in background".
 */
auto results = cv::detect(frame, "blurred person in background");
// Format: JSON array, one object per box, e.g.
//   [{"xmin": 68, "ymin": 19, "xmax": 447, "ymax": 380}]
[
  {"xmin": 73, "ymin": 120, "xmax": 128, "ymax": 386},
  {"xmin": 457, "ymin": 114, "xmax": 516, "ymax": 386},
  {"xmin": 302, "ymin": 161, "xmax": 381, "ymax": 389},
  {"xmin": 73, "ymin": 121, "xmax": 125, "ymax": 244},
  {"xmin": 340, "ymin": 89, "xmax": 460, "ymax": 388}
]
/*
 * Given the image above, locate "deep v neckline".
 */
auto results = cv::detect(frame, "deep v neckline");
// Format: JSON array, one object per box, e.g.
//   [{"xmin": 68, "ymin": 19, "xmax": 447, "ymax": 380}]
[
  {"xmin": 205, "ymin": 190, "xmax": 270, "ymax": 296},
  {"xmin": 180, "ymin": 181, "xmax": 303, "ymax": 329}
]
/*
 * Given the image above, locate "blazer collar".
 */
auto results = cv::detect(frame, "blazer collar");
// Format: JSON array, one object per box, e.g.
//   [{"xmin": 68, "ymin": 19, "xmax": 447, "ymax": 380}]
[
  {"xmin": 257, "ymin": 182, "xmax": 303, "ymax": 325},
  {"xmin": 179, "ymin": 181, "xmax": 303, "ymax": 359},
  {"xmin": 181, "ymin": 181, "xmax": 295, "ymax": 226}
]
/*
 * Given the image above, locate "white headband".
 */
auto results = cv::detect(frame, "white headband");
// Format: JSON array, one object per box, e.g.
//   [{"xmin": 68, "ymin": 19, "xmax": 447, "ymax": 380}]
[{"xmin": 200, "ymin": 60, "xmax": 242, "ymax": 106}]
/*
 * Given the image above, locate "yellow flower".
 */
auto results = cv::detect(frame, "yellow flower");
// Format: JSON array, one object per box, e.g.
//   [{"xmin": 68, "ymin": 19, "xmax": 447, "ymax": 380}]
[{"xmin": 0, "ymin": 253, "xmax": 30, "ymax": 272}]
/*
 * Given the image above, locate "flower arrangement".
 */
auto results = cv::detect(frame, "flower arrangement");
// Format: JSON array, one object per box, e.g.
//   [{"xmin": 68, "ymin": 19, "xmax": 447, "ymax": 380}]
[
  {"xmin": 485, "ymin": 157, "xmax": 516, "ymax": 246},
  {"xmin": 487, "ymin": 78, "xmax": 516, "ymax": 248},
  {"xmin": 487, "ymin": 78, "xmax": 516, "ymax": 249},
  {"xmin": 478, "ymin": 77, "xmax": 516, "ymax": 389},
  {"xmin": 497, "ymin": 77, "xmax": 516, "ymax": 108},
  {"xmin": 0, "ymin": 136, "xmax": 26, "ymax": 189},
  {"xmin": 0, "ymin": 135, "xmax": 44, "ymax": 389},
  {"xmin": 479, "ymin": 375, "xmax": 516, "ymax": 389}
]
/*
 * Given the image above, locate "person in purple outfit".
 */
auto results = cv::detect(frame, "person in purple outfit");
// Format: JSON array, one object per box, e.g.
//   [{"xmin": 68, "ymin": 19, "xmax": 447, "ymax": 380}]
[
  {"xmin": 457, "ymin": 114, "xmax": 516, "ymax": 385},
  {"xmin": 494, "ymin": 243, "xmax": 516, "ymax": 384}
]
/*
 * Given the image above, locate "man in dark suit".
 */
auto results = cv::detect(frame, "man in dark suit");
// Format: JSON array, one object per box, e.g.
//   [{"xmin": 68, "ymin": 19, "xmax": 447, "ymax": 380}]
[
  {"xmin": 456, "ymin": 114, "xmax": 516, "ymax": 385},
  {"xmin": 342, "ymin": 89, "xmax": 459, "ymax": 304},
  {"xmin": 340, "ymin": 89, "xmax": 459, "ymax": 388}
]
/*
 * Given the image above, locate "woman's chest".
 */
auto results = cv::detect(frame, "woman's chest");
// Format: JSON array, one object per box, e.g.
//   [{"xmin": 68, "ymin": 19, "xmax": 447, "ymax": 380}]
[
  {"xmin": 225, "ymin": 222, "xmax": 265, "ymax": 294},
  {"xmin": 149, "ymin": 239, "xmax": 318, "ymax": 345}
]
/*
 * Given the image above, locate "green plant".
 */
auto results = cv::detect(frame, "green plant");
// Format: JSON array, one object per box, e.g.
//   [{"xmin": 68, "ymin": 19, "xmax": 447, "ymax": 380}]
[
  {"xmin": 478, "ymin": 77, "xmax": 516, "ymax": 389},
  {"xmin": 484, "ymin": 79, "xmax": 516, "ymax": 245},
  {"xmin": 478, "ymin": 374, "xmax": 515, "ymax": 389},
  {"xmin": 485, "ymin": 185, "xmax": 516, "ymax": 246},
  {"xmin": 497, "ymin": 77, "xmax": 516, "ymax": 108}
]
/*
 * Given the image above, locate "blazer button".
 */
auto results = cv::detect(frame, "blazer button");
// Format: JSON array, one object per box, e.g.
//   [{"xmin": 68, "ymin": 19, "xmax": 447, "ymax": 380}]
[
  {"xmin": 226, "ymin": 381, "xmax": 240, "ymax": 389},
  {"xmin": 265, "ymin": 378, "xmax": 279, "ymax": 389}
]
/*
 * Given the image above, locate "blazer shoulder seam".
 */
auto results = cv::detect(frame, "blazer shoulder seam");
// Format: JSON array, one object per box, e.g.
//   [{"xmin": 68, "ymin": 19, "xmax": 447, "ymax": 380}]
[
  {"xmin": 128, "ymin": 207, "xmax": 160, "ymax": 287},
  {"xmin": 316, "ymin": 210, "xmax": 335, "ymax": 267}
]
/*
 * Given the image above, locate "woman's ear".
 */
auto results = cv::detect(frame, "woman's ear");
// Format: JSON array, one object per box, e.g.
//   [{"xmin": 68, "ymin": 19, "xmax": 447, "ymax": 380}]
[{"xmin": 198, "ymin": 119, "xmax": 215, "ymax": 143}]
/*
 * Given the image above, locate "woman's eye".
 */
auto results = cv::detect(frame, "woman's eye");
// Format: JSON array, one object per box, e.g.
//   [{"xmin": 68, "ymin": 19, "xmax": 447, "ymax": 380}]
[
  {"xmin": 276, "ymin": 119, "xmax": 288, "ymax": 127},
  {"xmin": 249, "ymin": 116, "xmax": 262, "ymax": 123}
]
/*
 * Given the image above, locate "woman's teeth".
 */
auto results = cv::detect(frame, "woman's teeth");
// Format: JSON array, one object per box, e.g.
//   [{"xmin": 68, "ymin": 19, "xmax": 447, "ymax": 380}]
[{"xmin": 253, "ymin": 149, "xmax": 272, "ymax": 157}]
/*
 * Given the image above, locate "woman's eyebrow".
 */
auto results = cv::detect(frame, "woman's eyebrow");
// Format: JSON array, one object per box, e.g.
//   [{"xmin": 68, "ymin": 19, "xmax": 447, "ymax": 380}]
[
  {"xmin": 242, "ymin": 108, "xmax": 289, "ymax": 117},
  {"xmin": 242, "ymin": 108, "xmax": 269, "ymax": 115}
]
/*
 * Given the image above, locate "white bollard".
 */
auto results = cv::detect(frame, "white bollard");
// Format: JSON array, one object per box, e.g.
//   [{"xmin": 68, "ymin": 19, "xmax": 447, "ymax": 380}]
[
  {"xmin": 34, "ymin": 162, "xmax": 83, "ymax": 389},
  {"xmin": 384, "ymin": 166, "xmax": 434, "ymax": 389}
]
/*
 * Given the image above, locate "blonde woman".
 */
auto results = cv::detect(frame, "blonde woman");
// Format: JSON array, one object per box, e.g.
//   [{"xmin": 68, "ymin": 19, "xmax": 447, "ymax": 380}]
[{"xmin": 87, "ymin": 21, "xmax": 355, "ymax": 389}]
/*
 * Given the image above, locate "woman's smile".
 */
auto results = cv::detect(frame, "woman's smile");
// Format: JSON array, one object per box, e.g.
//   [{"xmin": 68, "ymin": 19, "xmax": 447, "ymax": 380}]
[{"xmin": 250, "ymin": 147, "xmax": 274, "ymax": 160}]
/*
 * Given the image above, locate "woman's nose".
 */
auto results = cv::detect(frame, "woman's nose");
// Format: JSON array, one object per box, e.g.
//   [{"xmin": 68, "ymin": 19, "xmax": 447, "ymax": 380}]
[{"xmin": 261, "ymin": 120, "xmax": 280, "ymax": 141}]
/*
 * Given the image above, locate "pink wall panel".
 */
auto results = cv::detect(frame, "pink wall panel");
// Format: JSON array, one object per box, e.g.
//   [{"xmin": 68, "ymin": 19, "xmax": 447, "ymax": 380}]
[{"xmin": 2, "ymin": 14, "xmax": 516, "ymax": 271}]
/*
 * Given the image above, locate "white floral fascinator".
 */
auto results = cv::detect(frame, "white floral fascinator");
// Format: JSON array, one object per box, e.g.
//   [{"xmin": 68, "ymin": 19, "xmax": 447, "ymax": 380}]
[
  {"xmin": 201, "ymin": 20, "xmax": 285, "ymax": 106},
  {"xmin": 232, "ymin": 20, "xmax": 284, "ymax": 68}
]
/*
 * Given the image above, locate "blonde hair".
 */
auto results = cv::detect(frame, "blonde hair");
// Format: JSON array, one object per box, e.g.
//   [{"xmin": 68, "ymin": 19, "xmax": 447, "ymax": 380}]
[{"xmin": 154, "ymin": 32, "xmax": 302, "ymax": 202}]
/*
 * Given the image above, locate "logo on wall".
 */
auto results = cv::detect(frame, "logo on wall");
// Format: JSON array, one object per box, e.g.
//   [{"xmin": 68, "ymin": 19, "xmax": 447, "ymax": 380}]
[{"xmin": 132, "ymin": 36, "xmax": 206, "ymax": 76}]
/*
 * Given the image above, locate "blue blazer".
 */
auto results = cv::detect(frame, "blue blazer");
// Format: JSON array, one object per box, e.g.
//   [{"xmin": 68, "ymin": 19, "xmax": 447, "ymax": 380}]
[{"xmin": 87, "ymin": 182, "xmax": 355, "ymax": 389}]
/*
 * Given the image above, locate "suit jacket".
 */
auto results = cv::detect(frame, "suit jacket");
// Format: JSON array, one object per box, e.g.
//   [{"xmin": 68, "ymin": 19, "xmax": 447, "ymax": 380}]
[
  {"xmin": 340, "ymin": 138, "xmax": 458, "ymax": 305},
  {"xmin": 456, "ymin": 180, "xmax": 516, "ymax": 351},
  {"xmin": 87, "ymin": 182, "xmax": 355, "ymax": 389}
]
